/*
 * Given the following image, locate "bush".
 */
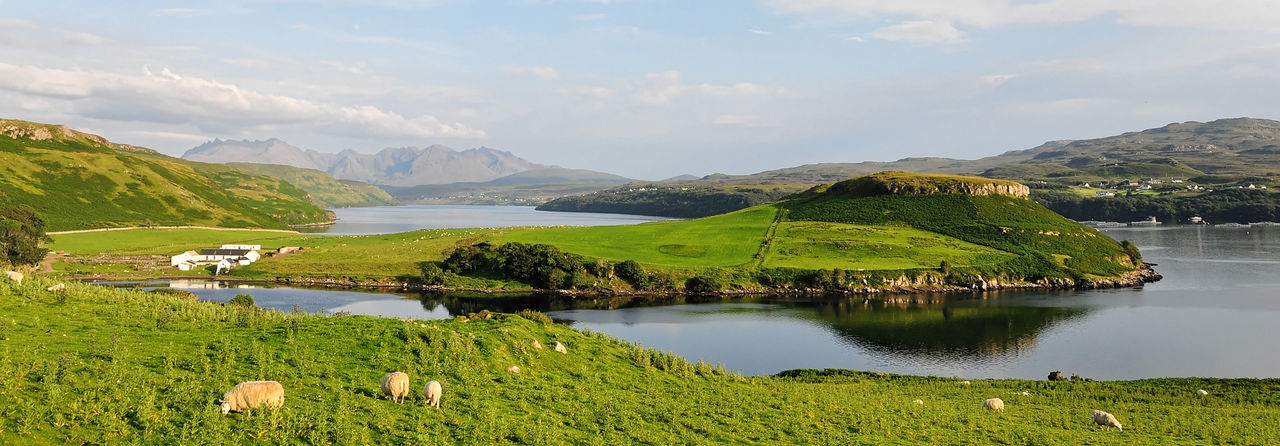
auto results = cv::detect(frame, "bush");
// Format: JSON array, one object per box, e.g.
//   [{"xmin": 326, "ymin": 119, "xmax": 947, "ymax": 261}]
[
  {"xmin": 516, "ymin": 310, "xmax": 553, "ymax": 326},
  {"xmin": 228, "ymin": 293, "xmax": 255, "ymax": 307},
  {"xmin": 615, "ymin": 260, "xmax": 650, "ymax": 289},
  {"xmin": 418, "ymin": 262, "xmax": 447, "ymax": 286},
  {"xmin": 685, "ymin": 276, "xmax": 721, "ymax": 293},
  {"xmin": 0, "ymin": 204, "xmax": 50, "ymax": 266}
]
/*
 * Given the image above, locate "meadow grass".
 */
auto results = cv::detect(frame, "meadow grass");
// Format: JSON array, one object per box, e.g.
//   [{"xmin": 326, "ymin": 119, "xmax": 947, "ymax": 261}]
[
  {"xmin": 492, "ymin": 206, "xmax": 778, "ymax": 268},
  {"xmin": 1, "ymin": 277, "xmax": 1278, "ymax": 444},
  {"xmin": 763, "ymin": 221, "xmax": 1016, "ymax": 270}
]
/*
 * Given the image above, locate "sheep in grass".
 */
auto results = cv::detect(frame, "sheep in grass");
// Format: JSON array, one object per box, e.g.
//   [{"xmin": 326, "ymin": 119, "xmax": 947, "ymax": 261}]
[
  {"xmin": 219, "ymin": 381, "xmax": 285, "ymax": 415},
  {"xmin": 1197, "ymin": 389, "xmax": 1209, "ymax": 397},
  {"xmin": 381, "ymin": 372, "xmax": 410, "ymax": 403},
  {"xmin": 983, "ymin": 398, "xmax": 1005, "ymax": 412},
  {"xmin": 46, "ymin": 283, "xmax": 65, "ymax": 292},
  {"xmin": 4, "ymin": 271, "xmax": 21, "ymax": 285},
  {"xmin": 1092, "ymin": 410, "xmax": 1122, "ymax": 431},
  {"xmin": 553, "ymin": 341, "xmax": 567, "ymax": 354},
  {"xmin": 423, "ymin": 380, "xmax": 442, "ymax": 408}
]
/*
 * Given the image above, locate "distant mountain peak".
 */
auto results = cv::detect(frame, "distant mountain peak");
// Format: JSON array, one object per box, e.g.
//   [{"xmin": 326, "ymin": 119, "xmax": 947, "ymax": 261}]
[{"xmin": 182, "ymin": 138, "xmax": 549, "ymax": 186}]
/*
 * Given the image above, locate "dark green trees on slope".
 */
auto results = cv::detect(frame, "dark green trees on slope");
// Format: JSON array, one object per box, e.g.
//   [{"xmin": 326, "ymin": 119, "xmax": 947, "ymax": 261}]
[{"xmin": 0, "ymin": 204, "xmax": 48, "ymax": 266}]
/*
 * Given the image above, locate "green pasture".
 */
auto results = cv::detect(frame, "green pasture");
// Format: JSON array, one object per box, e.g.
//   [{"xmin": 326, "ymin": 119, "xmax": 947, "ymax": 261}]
[
  {"xmin": 762, "ymin": 222, "xmax": 1016, "ymax": 270},
  {"xmin": 1, "ymin": 277, "xmax": 1277, "ymax": 444},
  {"xmin": 493, "ymin": 206, "xmax": 779, "ymax": 268}
]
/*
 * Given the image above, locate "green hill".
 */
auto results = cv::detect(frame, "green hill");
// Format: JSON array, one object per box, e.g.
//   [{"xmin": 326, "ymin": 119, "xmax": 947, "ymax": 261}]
[
  {"xmin": 0, "ymin": 119, "xmax": 332, "ymax": 231},
  {"xmin": 227, "ymin": 162, "xmax": 398, "ymax": 208},
  {"xmin": 497, "ymin": 172, "xmax": 1146, "ymax": 291}
]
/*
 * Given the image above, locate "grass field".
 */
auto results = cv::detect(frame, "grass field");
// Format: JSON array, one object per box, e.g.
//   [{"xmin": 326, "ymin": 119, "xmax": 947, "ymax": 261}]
[
  {"xmin": 2, "ymin": 276, "xmax": 1278, "ymax": 444},
  {"xmin": 763, "ymin": 221, "xmax": 1016, "ymax": 270},
  {"xmin": 492, "ymin": 206, "xmax": 778, "ymax": 268}
]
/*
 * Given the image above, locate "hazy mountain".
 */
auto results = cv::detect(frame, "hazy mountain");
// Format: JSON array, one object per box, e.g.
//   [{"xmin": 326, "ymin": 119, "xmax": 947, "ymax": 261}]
[{"xmin": 183, "ymin": 139, "xmax": 547, "ymax": 187}]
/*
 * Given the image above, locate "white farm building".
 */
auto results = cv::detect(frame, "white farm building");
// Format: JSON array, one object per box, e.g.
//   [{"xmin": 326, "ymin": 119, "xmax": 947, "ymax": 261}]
[{"xmin": 170, "ymin": 244, "xmax": 263, "ymax": 272}]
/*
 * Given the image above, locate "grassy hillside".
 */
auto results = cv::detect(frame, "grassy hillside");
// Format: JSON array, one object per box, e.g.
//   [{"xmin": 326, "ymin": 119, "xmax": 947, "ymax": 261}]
[
  {"xmin": 386, "ymin": 167, "xmax": 634, "ymax": 206},
  {"xmin": 2, "ymin": 277, "xmax": 1277, "ymax": 444},
  {"xmin": 49, "ymin": 172, "xmax": 1143, "ymax": 290},
  {"xmin": 227, "ymin": 162, "xmax": 398, "ymax": 208},
  {"xmin": 0, "ymin": 119, "xmax": 332, "ymax": 231}
]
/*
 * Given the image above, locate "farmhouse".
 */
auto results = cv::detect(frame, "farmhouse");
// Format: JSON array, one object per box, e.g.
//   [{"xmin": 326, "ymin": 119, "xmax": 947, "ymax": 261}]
[{"xmin": 170, "ymin": 244, "xmax": 264, "ymax": 271}]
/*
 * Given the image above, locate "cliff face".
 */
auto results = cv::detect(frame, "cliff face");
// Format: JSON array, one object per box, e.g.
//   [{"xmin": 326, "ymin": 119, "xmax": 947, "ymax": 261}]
[{"xmin": 828, "ymin": 171, "xmax": 1031, "ymax": 198}]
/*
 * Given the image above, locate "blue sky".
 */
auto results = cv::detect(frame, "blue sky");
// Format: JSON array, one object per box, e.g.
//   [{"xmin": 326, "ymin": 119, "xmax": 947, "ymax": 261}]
[{"xmin": 3, "ymin": 0, "xmax": 1279, "ymax": 179}]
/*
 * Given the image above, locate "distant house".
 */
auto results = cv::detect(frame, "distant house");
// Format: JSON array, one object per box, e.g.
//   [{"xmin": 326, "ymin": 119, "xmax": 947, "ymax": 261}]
[
  {"xmin": 1095, "ymin": 190, "xmax": 1115, "ymax": 197},
  {"xmin": 170, "ymin": 250, "xmax": 200, "ymax": 271},
  {"xmin": 173, "ymin": 244, "xmax": 263, "ymax": 271}
]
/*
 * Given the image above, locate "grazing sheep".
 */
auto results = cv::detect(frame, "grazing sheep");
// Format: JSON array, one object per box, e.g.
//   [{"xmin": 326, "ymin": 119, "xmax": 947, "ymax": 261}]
[
  {"xmin": 4, "ymin": 271, "xmax": 21, "ymax": 285},
  {"xmin": 960, "ymin": 380, "xmax": 971, "ymax": 386},
  {"xmin": 913, "ymin": 399, "xmax": 924, "ymax": 405},
  {"xmin": 532, "ymin": 339, "xmax": 543, "ymax": 349},
  {"xmin": 1048, "ymin": 371, "xmax": 1063, "ymax": 381},
  {"xmin": 423, "ymin": 380, "xmax": 442, "ymax": 408},
  {"xmin": 219, "ymin": 381, "xmax": 285, "ymax": 415},
  {"xmin": 46, "ymin": 283, "xmax": 65, "ymax": 292},
  {"xmin": 983, "ymin": 398, "xmax": 1005, "ymax": 412},
  {"xmin": 507, "ymin": 365, "xmax": 522, "ymax": 374},
  {"xmin": 1092, "ymin": 410, "xmax": 1122, "ymax": 431},
  {"xmin": 553, "ymin": 341, "xmax": 567, "ymax": 354},
  {"xmin": 381, "ymin": 372, "xmax": 410, "ymax": 403},
  {"xmin": 1020, "ymin": 391, "xmax": 1031, "ymax": 396},
  {"xmin": 1196, "ymin": 389, "xmax": 1209, "ymax": 397}
]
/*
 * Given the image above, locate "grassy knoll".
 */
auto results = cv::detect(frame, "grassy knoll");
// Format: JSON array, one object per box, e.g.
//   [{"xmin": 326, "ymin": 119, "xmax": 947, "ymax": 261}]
[
  {"xmin": 763, "ymin": 221, "xmax": 1016, "ymax": 271},
  {"xmin": 2, "ymin": 277, "xmax": 1278, "ymax": 444},
  {"xmin": 493, "ymin": 206, "xmax": 778, "ymax": 268},
  {"xmin": 227, "ymin": 163, "xmax": 398, "ymax": 208},
  {"xmin": 0, "ymin": 119, "xmax": 331, "ymax": 230}
]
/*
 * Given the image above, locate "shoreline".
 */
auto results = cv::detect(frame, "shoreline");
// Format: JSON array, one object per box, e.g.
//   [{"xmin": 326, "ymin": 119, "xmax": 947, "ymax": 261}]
[{"xmin": 69, "ymin": 263, "xmax": 1163, "ymax": 298}]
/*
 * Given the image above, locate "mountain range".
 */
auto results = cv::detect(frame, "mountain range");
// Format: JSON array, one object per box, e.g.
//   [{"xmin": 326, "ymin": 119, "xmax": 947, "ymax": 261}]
[{"xmin": 183, "ymin": 139, "xmax": 546, "ymax": 187}]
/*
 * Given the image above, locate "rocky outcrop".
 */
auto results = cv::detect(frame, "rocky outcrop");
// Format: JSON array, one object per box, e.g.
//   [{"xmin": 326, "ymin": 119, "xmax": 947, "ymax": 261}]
[{"xmin": 829, "ymin": 171, "xmax": 1032, "ymax": 198}]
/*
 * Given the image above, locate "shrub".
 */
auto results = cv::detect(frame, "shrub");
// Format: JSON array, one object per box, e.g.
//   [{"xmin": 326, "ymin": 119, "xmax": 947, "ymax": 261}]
[
  {"xmin": 516, "ymin": 310, "xmax": 553, "ymax": 326},
  {"xmin": 615, "ymin": 260, "xmax": 650, "ymax": 289},
  {"xmin": 685, "ymin": 276, "xmax": 721, "ymax": 293},
  {"xmin": 228, "ymin": 293, "xmax": 255, "ymax": 308},
  {"xmin": 418, "ymin": 262, "xmax": 447, "ymax": 286}
]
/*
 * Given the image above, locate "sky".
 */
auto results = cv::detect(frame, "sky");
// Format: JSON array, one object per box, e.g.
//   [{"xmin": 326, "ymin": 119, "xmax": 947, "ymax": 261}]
[{"xmin": 3, "ymin": 1, "xmax": 1280, "ymax": 180}]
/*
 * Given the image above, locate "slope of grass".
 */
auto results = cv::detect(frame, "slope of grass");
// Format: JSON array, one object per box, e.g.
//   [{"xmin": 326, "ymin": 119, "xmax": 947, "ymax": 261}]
[
  {"xmin": 1, "ymin": 277, "xmax": 1277, "ymax": 444},
  {"xmin": 493, "ymin": 206, "xmax": 779, "ymax": 268},
  {"xmin": 0, "ymin": 119, "xmax": 332, "ymax": 231},
  {"xmin": 763, "ymin": 222, "xmax": 1016, "ymax": 270},
  {"xmin": 228, "ymin": 162, "xmax": 398, "ymax": 208}
]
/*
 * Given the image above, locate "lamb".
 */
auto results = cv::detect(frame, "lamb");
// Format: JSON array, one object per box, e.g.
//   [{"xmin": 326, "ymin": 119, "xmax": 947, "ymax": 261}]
[
  {"xmin": 4, "ymin": 271, "xmax": 21, "ymax": 285},
  {"xmin": 46, "ymin": 283, "xmax": 65, "ymax": 292},
  {"xmin": 553, "ymin": 341, "xmax": 567, "ymax": 354},
  {"xmin": 423, "ymin": 380, "xmax": 442, "ymax": 408},
  {"xmin": 507, "ymin": 365, "xmax": 522, "ymax": 374},
  {"xmin": 983, "ymin": 398, "xmax": 1004, "ymax": 412},
  {"xmin": 960, "ymin": 380, "xmax": 971, "ymax": 386},
  {"xmin": 532, "ymin": 340, "xmax": 543, "ymax": 349},
  {"xmin": 1196, "ymin": 389, "xmax": 1209, "ymax": 396},
  {"xmin": 1092, "ymin": 410, "xmax": 1122, "ymax": 431},
  {"xmin": 381, "ymin": 372, "xmax": 410, "ymax": 403},
  {"xmin": 219, "ymin": 380, "xmax": 285, "ymax": 415}
]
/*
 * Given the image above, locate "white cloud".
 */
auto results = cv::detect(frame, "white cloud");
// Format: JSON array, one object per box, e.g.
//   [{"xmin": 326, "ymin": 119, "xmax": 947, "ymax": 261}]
[
  {"xmin": 0, "ymin": 63, "xmax": 486, "ymax": 140},
  {"xmin": 626, "ymin": 71, "xmax": 785, "ymax": 105},
  {"xmin": 870, "ymin": 20, "xmax": 965, "ymax": 45},
  {"xmin": 748, "ymin": 29, "xmax": 774, "ymax": 35},
  {"xmin": 767, "ymin": 0, "xmax": 1280, "ymax": 33},
  {"xmin": 983, "ymin": 74, "xmax": 1015, "ymax": 86},
  {"xmin": 843, "ymin": 36, "xmax": 864, "ymax": 42},
  {"xmin": 502, "ymin": 65, "xmax": 560, "ymax": 80},
  {"xmin": 153, "ymin": 8, "xmax": 201, "ymax": 17}
]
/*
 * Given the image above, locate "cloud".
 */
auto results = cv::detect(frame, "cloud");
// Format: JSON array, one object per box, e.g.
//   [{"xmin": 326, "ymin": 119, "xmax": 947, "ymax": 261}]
[
  {"xmin": 766, "ymin": 0, "xmax": 1280, "ymax": 33},
  {"xmin": 870, "ymin": 20, "xmax": 965, "ymax": 45},
  {"xmin": 502, "ymin": 65, "xmax": 560, "ymax": 80},
  {"xmin": 843, "ymin": 36, "xmax": 864, "ymax": 42},
  {"xmin": 983, "ymin": 74, "xmax": 1015, "ymax": 86},
  {"xmin": 625, "ymin": 71, "xmax": 785, "ymax": 106},
  {"xmin": 748, "ymin": 29, "xmax": 774, "ymax": 35},
  {"xmin": 0, "ymin": 63, "xmax": 486, "ymax": 139},
  {"xmin": 153, "ymin": 8, "xmax": 201, "ymax": 17}
]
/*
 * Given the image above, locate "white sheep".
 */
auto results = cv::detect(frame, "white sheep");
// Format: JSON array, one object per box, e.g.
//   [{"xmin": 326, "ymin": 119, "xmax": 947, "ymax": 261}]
[
  {"xmin": 46, "ymin": 283, "xmax": 65, "ymax": 292},
  {"xmin": 4, "ymin": 271, "xmax": 21, "ymax": 285},
  {"xmin": 553, "ymin": 341, "xmax": 567, "ymax": 354},
  {"xmin": 1092, "ymin": 410, "xmax": 1122, "ymax": 431},
  {"xmin": 423, "ymin": 380, "xmax": 442, "ymax": 408},
  {"xmin": 983, "ymin": 398, "xmax": 1004, "ymax": 412},
  {"xmin": 219, "ymin": 380, "xmax": 285, "ymax": 415},
  {"xmin": 507, "ymin": 365, "xmax": 522, "ymax": 374},
  {"xmin": 961, "ymin": 380, "xmax": 971, "ymax": 386},
  {"xmin": 532, "ymin": 340, "xmax": 543, "ymax": 349},
  {"xmin": 1196, "ymin": 389, "xmax": 1209, "ymax": 396},
  {"xmin": 382, "ymin": 372, "xmax": 410, "ymax": 403},
  {"xmin": 913, "ymin": 399, "xmax": 924, "ymax": 405}
]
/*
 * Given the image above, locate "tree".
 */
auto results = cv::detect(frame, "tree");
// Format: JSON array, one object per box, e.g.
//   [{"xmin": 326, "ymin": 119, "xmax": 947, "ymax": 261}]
[{"xmin": 0, "ymin": 205, "xmax": 50, "ymax": 266}]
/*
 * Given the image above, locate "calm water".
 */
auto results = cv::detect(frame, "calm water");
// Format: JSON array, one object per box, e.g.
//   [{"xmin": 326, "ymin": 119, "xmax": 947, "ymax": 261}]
[
  {"xmin": 120, "ymin": 225, "xmax": 1280, "ymax": 379},
  {"xmin": 299, "ymin": 205, "xmax": 675, "ymax": 235}
]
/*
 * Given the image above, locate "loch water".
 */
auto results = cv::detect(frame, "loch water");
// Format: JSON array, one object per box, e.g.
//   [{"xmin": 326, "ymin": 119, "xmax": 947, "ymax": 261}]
[{"xmin": 119, "ymin": 224, "xmax": 1280, "ymax": 379}]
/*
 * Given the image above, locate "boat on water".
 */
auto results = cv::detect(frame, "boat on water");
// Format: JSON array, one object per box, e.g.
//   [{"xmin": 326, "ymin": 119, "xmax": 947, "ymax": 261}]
[{"xmin": 1128, "ymin": 216, "xmax": 1162, "ymax": 227}]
